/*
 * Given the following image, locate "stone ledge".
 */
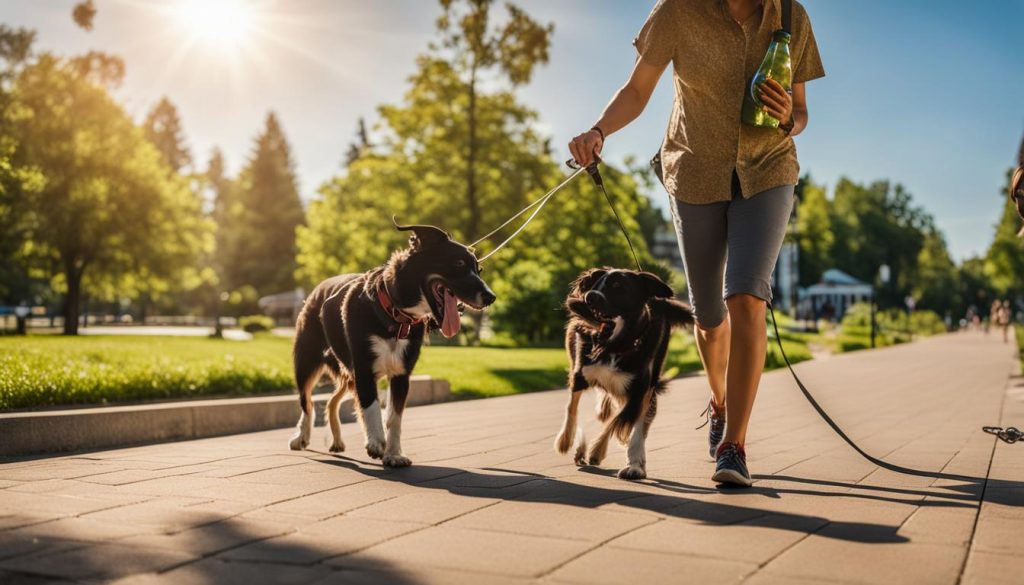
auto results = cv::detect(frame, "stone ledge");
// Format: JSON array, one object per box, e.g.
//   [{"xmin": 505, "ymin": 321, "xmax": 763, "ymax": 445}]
[{"xmin": 0, "ymin": 375, "xmax": 451, "ymax": 457}]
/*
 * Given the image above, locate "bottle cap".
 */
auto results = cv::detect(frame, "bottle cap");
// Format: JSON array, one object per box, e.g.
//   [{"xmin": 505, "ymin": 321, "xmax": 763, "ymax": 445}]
[{"xmin": 772, "ymin": 30, "xmax": 791, "ymax": 42}]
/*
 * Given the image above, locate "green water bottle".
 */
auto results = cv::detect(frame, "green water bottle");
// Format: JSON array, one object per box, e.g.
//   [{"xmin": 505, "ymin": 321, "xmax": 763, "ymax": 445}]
[{"xmin": 741, "ymin": 30, "xmax": 793, "ymax": 128}]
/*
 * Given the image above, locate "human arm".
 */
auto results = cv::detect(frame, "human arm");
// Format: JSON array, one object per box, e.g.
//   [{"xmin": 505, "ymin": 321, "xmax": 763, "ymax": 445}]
[{"xmin": 568, "ymin": 58, "xmax": 668, "ymax": 167}]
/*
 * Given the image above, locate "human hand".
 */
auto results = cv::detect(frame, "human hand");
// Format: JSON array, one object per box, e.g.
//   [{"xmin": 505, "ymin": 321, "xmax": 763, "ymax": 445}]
[
  {"xmin": 568, "ymin": 127, "xmax": 604, "ymax": 168},
  {"xmin": 757, "ymin": 79, "xmax": 793, "ymax": 124}
]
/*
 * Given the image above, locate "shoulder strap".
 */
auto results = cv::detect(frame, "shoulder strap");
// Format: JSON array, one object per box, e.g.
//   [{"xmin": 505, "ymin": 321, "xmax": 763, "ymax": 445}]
[{"xmin": 781, "ymin": 0, "xmax": 792, "ymax": 34}]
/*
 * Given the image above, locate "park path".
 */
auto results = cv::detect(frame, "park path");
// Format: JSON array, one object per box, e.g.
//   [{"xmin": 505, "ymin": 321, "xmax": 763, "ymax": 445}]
[{"xmin": 0, "ymin": 331, "xmax": 1021, "ymax": 584}]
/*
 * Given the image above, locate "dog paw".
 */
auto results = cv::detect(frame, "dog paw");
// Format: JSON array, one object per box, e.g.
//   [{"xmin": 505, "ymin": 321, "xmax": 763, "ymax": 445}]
[
  {"xmin": 382, "ymin": 454, "xmax": 412, "ymax": 468},
  {"xmin": 573, "ymin": 438, "xmax": 588, "ymax": 466},
  {"xmin": 617, "ymin": 465, "xmax": 647, "ymax": 481},
  {"xmin": 288, "ymin": 434, "xmax": 309, "ymax": 451},
  {"xmin": 328, "ymin": 440, "xmax": 345, "ymax": 453},
  {"xmin": 587, "ymin": 454, "xmax": 604, "ymax": 466},
  {"xmin": 365, "ymin": 438, "xmax": 386, "ymax": 459}
]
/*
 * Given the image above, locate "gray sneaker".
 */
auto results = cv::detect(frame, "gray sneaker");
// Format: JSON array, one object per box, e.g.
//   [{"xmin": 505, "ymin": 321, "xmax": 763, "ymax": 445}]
[
  {"xmin": 712, "ymin": 442, "xmax": 751, "ymax": 487},
  {"xmin": 698, "ymin": 400, "xmax": 726, "ymax": 459}
]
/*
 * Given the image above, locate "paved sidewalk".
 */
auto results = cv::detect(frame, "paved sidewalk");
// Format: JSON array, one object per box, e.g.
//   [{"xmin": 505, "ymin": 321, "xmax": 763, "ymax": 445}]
[{"xmin": 1, "ymin": 331, "xmax": 1021, "ymax": 584}]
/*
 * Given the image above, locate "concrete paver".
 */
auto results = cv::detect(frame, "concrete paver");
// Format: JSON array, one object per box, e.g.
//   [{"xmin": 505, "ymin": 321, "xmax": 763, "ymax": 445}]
[{"xmin": 1, "ymin": 331, "xmax": 1022, "ymax": 584}]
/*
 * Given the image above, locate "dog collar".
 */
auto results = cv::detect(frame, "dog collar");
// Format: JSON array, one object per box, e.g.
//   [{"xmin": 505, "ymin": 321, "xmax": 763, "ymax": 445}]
[
  {"xmin": 597, "ymin": 310, "xmax": 651, "ymax": 356},
  {"xmin": 375, "ymin": 286, "xmax": 427, "ymax": 339}
]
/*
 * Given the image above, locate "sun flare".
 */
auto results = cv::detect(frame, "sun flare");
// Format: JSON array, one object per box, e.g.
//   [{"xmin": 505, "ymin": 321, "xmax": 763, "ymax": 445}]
[{"xmin": 175, "ymin": 0, "xmax": 254, "ymax": 49}]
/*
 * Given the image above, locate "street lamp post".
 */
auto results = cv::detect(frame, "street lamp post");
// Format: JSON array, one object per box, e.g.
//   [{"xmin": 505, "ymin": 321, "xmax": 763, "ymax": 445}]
[{"xmin": 872, "ymin": 264, "xmax": 890, "ymax": 349}]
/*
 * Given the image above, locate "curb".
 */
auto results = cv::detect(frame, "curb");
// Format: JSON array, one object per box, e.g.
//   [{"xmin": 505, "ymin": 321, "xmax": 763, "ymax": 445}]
[{"xmin": 0, "ymin": 376, "xmax": 451, "ymax": 457}]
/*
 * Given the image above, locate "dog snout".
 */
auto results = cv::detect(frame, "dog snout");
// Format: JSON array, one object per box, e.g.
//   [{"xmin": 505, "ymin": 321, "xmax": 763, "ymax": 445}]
[
  {"xmin": 478, "ymin": 287, "xmax": 497, "ymax": 307},
  {"xmin": 584, "ymin": 290, "xmax": 608, "ymax": 312}
]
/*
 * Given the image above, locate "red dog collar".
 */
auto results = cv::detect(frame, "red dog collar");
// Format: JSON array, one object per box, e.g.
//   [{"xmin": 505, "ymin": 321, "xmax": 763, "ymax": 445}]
[{"xmin": 376, "ymin": 287, "xmax": 427, "ymax": 339}]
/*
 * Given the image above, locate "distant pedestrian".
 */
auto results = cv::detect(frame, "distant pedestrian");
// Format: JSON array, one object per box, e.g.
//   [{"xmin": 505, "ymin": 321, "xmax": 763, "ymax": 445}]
[
  {"xmin": 988, "ymin": 300, "xmax": 1000, "ymax": 335},
  {"xmin": 998, "ymin": 300, "xmax": 1012, "ymax": 343}
]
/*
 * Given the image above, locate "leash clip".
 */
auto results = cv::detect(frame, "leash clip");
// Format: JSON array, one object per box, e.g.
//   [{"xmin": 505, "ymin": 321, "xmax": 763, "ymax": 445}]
[{"xmin": 984, "ymin": 426, "xmax": 1022, "ymax": 444}]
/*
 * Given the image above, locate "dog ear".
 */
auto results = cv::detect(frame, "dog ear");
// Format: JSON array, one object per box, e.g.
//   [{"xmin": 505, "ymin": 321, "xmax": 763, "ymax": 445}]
[
  {"xmin": 566, "ymin": 297, "xmax": 599, "ymax": 322},
  {"xmin": 393, "ymin": 218, "xmax": 451, "ymax": 248},
  {"xmin": 636, "ymin": 271, "xmax": 674, "ymax": 299},
  {"xmin": 571, "ymin": 268, "xmax": 608, "ymax": 296}
]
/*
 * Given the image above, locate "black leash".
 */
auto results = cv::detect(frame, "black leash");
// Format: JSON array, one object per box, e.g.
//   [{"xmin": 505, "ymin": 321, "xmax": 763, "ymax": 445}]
[
  {"xmin": 565, "ymin": 158, "xmax": 644, "ymax": 272},
  {"xmin": 767, "ymin": 304, "xmax": 1017, "ymax": 483}
]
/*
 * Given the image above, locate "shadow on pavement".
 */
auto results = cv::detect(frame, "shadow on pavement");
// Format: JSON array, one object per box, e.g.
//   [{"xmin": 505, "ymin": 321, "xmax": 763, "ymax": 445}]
[
  {"xmin": 312, "ymin": 455, "xmax": 970, "ymax": 545},
  {"xmin": 0, "ymin": 513, "xmax": 428, "ymax": 584}
]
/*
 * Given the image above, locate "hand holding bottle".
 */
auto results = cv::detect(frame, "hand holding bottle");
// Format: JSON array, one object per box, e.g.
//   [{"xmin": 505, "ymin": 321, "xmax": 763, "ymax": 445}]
[{"xmin": 756, "ymin": 79, "xmax": 792, "ymax": 124}]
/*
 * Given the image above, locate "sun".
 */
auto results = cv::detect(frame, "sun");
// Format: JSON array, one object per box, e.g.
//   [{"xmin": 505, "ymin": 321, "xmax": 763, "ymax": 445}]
[{"xmin": 175, "ymin": 0, "xmax": 254, "ymax": 49}]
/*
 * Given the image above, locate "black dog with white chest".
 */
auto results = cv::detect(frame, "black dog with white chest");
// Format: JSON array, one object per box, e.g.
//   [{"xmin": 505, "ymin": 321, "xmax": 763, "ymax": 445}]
[
  {"xmin": 554, "ymin": 268, "xmax": 693, "ymax": 479},
  {"xmin": 289, "ymin": 222, "xmax": 495, "ymax": 467}
]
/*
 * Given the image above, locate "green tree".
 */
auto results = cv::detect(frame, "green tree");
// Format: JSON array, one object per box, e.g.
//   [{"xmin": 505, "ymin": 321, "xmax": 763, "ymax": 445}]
[
  {"xmin": 984, "ymin": 168, "xmax": 1024, "ymax": 296},
  {"xmin": 221, "ymin": 112, "xmax": 304, "ymax": 297},
  {"xmin": 7, "ymin": 51, "xmax": 208, "ymax": 334},
  {"xmin": 794, "ymin": 174, "xmax": 832, "ymax": 286},
  {"xmin": 143, "ymin": 96, "xmax": 192, "ymax": 173},
  {"xmin": 829, "ymin": 178, "xmax": 930, "ymax": 307},
  {"xmin": 0, "ymin": 26, "xmax": 39, "ymax": 304},
  {"xmin": 436, "ymin": 0, "xmax": 553, "ymax": 240},
  {"xmin": 913, "ymin": 228, "xmax": 958, "ymax": 316}
]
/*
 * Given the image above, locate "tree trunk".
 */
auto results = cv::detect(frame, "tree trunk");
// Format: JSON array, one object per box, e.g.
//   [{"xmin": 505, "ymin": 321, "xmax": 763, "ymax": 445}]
[
  {"xmin": 63, "ymin": 264, "xmax": 82, "ymax": 336},
  {"xmin": 466, "ymin": 64, "xmax": 480, "ymax": 241},
  {"xmin": 139, "ymin": 292, "xmax": 149, "ymax": 325}
]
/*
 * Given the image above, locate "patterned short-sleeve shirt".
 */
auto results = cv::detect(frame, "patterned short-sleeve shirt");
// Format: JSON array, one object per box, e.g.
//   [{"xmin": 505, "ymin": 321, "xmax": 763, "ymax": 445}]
[{"xmin": 635, "ymin": 0, "xmax": 825, "ymax": 204}]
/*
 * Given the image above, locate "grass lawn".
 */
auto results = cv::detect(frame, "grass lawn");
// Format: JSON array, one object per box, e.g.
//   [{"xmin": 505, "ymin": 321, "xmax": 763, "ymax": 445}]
[{"xmin": 0, "ymin": 326, "xmax": 811, "ymax": 410}]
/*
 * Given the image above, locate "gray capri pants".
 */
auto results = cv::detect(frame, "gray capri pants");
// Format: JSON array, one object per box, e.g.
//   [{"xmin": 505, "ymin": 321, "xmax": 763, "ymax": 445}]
[{"xmin": 668, "ymin": 184, "xmax": 795, "ymax": 329}]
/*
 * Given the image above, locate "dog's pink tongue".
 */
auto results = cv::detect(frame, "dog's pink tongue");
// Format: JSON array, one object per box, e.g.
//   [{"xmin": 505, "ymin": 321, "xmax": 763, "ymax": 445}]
[{"xmin": 440, "ymin": 287, "xmax": 460, "ymax": 338}]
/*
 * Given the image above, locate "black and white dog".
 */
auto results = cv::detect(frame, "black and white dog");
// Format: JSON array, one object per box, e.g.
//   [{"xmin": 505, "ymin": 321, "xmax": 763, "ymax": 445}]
[
  {"xmin": 554, "ymin": 268, "xmax": 693, "ymax": 480},
  {"xmin": 289, "ymin": 223, "xmax": 495, "ymax": 467}
]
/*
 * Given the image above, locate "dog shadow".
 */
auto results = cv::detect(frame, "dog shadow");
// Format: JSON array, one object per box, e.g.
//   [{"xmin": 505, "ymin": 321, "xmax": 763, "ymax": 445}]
[{"xmin": 308, "ymin": 453, "xmax": 999, "ymax": 545}]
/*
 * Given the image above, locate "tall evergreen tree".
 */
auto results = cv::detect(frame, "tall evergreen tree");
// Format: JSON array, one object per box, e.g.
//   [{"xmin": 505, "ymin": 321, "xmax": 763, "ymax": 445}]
[
  {"xmin": 223, "ymin": 112, "xmax": 304, "ymax": 296},
  {"xmin": 143, "ymin": 97, "xmax": 191, "ymax": 173}
]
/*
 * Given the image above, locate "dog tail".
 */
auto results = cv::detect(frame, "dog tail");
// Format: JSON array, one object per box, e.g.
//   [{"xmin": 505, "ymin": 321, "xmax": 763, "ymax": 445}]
[
  {"xmin": 596, "ymin": 392, "xmax": 614, "ymax": 422},
  {"xmin": 608, "ymin": 387, "xmax": 658, "ymax": 444}
]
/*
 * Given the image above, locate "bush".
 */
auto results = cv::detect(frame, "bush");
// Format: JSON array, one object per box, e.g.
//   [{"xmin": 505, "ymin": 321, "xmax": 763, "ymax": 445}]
[
  {"xmin": 488, "ymin": 261, "xmax": 566, "ymax": 344},
  {"xmin": 239, "ymin": 315, "xmax": 275, "ymax": 333}
]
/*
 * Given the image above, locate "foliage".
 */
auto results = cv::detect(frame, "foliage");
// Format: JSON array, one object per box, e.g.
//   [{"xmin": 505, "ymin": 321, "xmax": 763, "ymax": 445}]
[
  {"xmin": 0, "ymin": 335, "xmax": 567, "ymax": 408},
  {"xmin": 72, "ymin": 1, "xmax": 97, "ymax": 31},
  {"xmin": 239, "ymin": 314, "xmax": 275, "ymax": 333},
  {"xmin": 794, "ymin": 176, "xmax": 833, "ymax": 286},
  {"xmin": 487, "ymin": 260, "xmax": 563, "ymax": 344},
  {"xmin": 0, "ymin": 335, "xmax": 293, "ymax": 410},
  {"xmin": 436, "ymin": 0, "xmax": 554, "ymax": 240},
  {"xmin": 836, "ymin": 302, "xmax": 947, "ymax": 352},
  {"xmin": 984, "ymin": 169, "xmax": 1024, "ymax": 297},
  {"xmin": 143, "ymin": 96, "xmax": 192, "ymax": 172},
  {"xmin": 2, "ymin": 43, "xmax": 210, "ymax": 334},
  {"xmin": 218, "ymin": 113, "xmax": 304, "ymax": 300}
]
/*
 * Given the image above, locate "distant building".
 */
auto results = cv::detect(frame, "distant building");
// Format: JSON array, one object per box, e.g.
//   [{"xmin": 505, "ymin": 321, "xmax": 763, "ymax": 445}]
[
  {"xmin": 258, "ymin": 288, "xmax": 306, "ymax": 324},
  {"xmin": 798, "ymin": 269, "xmax": 873, "ymax": 321},
  {"xmin": 650, "ymin": 226, "xmax": 684, "ymax": 271}
]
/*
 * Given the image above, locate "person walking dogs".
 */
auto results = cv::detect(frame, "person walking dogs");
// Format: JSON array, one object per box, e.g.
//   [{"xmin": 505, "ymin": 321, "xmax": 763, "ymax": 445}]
[{"xmin": 569, "ymin": 0, "xmax": 824, "ymax": 487}]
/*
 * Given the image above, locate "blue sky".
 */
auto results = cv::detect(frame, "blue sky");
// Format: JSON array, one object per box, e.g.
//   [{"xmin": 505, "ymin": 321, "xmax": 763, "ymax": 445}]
[{"xmin": 2, "ymin": 0, "xmax": 1022, "ymax": 260}]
